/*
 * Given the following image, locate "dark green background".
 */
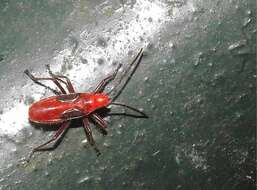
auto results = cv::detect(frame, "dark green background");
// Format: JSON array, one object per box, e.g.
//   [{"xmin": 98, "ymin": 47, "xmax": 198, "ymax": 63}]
[{"xmin": 0, "ymin": 0, "xmax": 255, "ymax": 190}]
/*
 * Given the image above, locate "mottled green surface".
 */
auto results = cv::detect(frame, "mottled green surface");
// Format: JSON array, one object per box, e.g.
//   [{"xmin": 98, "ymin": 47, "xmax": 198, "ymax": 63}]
[{"xmin": 0, "ymin": 0, "xmax": 256, "ymax": 190}]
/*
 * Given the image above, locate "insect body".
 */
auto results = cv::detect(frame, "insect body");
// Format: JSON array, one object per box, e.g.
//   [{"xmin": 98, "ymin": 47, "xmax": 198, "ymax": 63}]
[
  {"xmin": 24, "ymin": 48, "xmax": 147, "ymax": 162},
  {"xmin": 29, "ymin": 93, "xmax": 110, "ymax": 124}
]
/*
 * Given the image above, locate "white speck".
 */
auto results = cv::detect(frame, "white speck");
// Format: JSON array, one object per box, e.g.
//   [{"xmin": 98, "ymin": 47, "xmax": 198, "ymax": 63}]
[
  {"xmin": 152, "ymin": 150, "xmax": 160, "ymax": 156},
  {"xmin": 246, "ymin": 175, "xmax": 252, "ymax": 180},
  {"xmin": 228, "ymin": 40, "xmax": 246, "ymax": 51},
  {"xmin": 168, "ymin": 42, "xmax": 175, "ymax": 48},
  {"xmin": 77, "ymin": 176, "xmax": 90, "ymax": 184}
]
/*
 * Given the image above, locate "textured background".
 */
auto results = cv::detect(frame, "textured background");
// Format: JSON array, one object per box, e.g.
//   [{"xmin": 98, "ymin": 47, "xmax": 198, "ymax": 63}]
[{"xmin": 0, "ymin": 0, "xmax": 256, "ymax": 190}]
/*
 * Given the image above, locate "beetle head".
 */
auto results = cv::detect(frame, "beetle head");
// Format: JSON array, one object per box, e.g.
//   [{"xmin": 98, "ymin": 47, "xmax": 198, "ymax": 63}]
[{"xmin": 91, "ymin": 93, "xmax": 110, "ymax": 109}]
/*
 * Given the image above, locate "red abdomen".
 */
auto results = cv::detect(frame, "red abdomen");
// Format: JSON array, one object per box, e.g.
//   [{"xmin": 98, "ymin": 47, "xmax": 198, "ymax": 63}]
[{"xmin": 29, "ymin": 96, "xmax": 75, "ymax": 124}]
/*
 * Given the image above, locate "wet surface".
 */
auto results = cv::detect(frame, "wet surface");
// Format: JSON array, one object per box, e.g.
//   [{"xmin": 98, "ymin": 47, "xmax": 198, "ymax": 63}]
[{"xmin": 0, "ymin": 0, "xmax": 256, "ymax": 189}]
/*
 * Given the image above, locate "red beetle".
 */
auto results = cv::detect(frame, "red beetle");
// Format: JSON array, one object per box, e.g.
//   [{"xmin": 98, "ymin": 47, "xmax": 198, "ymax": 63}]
[{"xmin": 24, "ymin": 48, "xmax": 147, "ymax": 162}]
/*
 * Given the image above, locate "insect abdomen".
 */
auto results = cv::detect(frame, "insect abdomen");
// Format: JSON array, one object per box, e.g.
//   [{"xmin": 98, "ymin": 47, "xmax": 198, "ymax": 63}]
[{"xmin": 28, "ymin": 96, "xmax": 73, "ymax": 124}]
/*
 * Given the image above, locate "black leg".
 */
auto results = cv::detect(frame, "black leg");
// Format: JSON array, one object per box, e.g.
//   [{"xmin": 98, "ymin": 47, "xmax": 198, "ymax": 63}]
[
  {"xmin": 46, "ymin": 64, "xmax": 76, "ymax": 93},
  {"xmin": 90, "ymin": 113, "xmax": 108, "ymax": 135},
  {"xmin": 82, "ymin": 118, "xmax": 101, "ymax": 156},
  {"xmin": 26, "ymin": 121, "xmax": 71, "ymax": 162},
  {"xmin": 93, "ymin": 64, "xmax": 122, "ymax": 93}
]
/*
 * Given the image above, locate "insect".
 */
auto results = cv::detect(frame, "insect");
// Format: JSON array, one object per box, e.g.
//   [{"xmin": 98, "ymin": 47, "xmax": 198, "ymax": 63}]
[{"xmin": 24, "ymin": 48, "xmax": 147, "ymax": 162}]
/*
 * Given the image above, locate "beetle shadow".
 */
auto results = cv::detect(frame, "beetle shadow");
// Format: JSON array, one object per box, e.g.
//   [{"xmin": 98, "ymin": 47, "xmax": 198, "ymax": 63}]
[
  {"xmin": 29, "ymin": 107, "xmax": 147, "ymax": 152},
  {"xmin": 91, "ymin": 107, "xmax": 148, "ymax": 136},
  {"xmin": 31, "ymin": 119, "xmax": 84, "ymax": 152}
]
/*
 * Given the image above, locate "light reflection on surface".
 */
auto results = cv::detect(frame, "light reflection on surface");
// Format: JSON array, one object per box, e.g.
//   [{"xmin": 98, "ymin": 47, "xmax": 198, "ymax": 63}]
[
  {"xmin": 0, "ymin": 1, "xmax": 172, "ymax": 172},
  {"xmin": 0, "ymin": 1, "xmax": 201, "ymax": 173},
  {"xmin": 0, "ymin": 0, "xmax": 200, "ymax": 177},
  {"xmin": 0, "ymin": 0, "xmax": 170, "ymax": 137}
]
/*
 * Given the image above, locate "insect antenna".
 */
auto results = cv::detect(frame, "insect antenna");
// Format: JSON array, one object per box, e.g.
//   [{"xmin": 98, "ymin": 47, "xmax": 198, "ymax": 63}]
[
  {"xmin": 107, "ymin": 48, "xmax": 144, "ymax": 101},
  {"xmin": 109, "ymin": 102, "xmax": 148, "ymax": 118}
]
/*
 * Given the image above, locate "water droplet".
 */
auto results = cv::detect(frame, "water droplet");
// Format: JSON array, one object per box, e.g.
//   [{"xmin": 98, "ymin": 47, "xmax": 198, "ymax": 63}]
[
  {"xmin": 11, "ymin": 148, "xmax": 17, "ymax": 153},
  {"xmin": 168, "ymin": 42, "xmax": 175, "ymax": 48},
  {"xmin": 99, "ymin": 165, "xmax": 107, "ymax": 171},
  {"xmin": 97, "ymin": 58, "xmax": 105, "ymax": 65},
  {"xmin": 138, "ymin": 107, "xmax": 144, "ymax": 112},
  {"xmin": 27, "ymin": 130, "xmax": 33, "ymax": 137},
  {"xmin": 246, "ymin": 175, "xmax": 252, "ymax": 180},
  {"xmin": 228, "ymin": 40, "xmax": 246, "ymax": 51},
  {"xmin": 80, "ymin": 57, "xmax": 88, "ymax": 64},
  {"xmin": 246, "ymin": 9, "xmax": 252, "ymax": 15},
  {"xmin": 138, "ymin": 90, "xmax": 144, "ymax": 96},
  {"xmin": 14, "ymin": 180, "xmax": 22, "ymax": 185},
  {"xmin": 96, "ymin": 37, "xmax": 107, "ymax": 48},
  {"xmin": 81, "ymin": 138, "xmax": 88, "ymax": 148},
  {"xmin": 44, "ymin": 171, "xmax": 49, "ymax": 176},
  {"xmin": 243, "ymin": 17, "xmax": 252, "ymax": 27},
  {"xmin": 103, "ymin": 142, "xmax": 111, "ymax": 147},
  {"xmin": 208, "ymin": 62, "xmax": 213, "ymax": 67},
  {"xmin": 77, "ymin": 176, "xmax": 90, "ymax": 184},
  {"xmin": 152, "ymin": 150, "xmax": 160, "ymax": 156},
  {"xmin": 144, "ymin": 77, "xmax": 149, "ymax": 82}
]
